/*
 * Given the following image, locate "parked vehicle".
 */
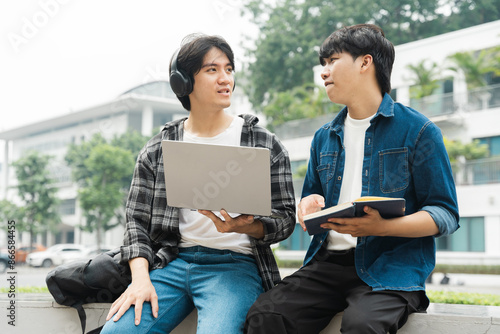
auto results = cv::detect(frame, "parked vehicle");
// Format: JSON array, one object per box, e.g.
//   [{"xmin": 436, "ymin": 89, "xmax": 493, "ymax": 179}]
[
  {"xmin": 15, "ymin": 244, "xmax": 46, "ymax": 263},
  {"xmin": 84, "ymin": 245, "xmax": 114, "ymax": 258},
  {"xmin": 26, "ymin": 244, "xmax": 89, "ymax": 267}
]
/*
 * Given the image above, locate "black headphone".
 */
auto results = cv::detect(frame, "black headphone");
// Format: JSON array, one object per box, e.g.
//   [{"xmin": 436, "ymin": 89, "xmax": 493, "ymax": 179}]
[
  {"xmin": 169, "ymin": 49, "xmax": 193, "ymax": 97},
  {"xmin": 169, "ymin": 48, "xmax": 236, "ymax": 98}
]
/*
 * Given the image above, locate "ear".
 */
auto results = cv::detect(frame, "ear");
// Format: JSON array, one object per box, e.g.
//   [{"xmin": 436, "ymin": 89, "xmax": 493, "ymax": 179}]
[{"xmin": 360, "ymin": 54, "xmax": 374, "ymax": 72}]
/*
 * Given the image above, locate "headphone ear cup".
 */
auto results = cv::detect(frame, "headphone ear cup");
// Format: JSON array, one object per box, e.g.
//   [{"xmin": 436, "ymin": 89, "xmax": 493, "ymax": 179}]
[
  {"xmin": 169, "ymin": 49, "xmax": 193, "ymax": 97},
  {"xmin": 170, "ymin": 70, "xmax": 192, "ymax": 97}
]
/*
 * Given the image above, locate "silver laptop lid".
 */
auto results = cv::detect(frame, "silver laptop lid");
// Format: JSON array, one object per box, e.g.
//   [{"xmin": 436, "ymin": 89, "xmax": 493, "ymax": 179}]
[{"xmin": 161, "ymin": 140, "xmax": 272, "ymax": 216}]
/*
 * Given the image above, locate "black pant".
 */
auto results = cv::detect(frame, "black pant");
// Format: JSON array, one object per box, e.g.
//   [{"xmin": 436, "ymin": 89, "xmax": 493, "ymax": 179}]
[{"xmin": 245, "ymin": 248, "xmax": 425, "ymax": 334}]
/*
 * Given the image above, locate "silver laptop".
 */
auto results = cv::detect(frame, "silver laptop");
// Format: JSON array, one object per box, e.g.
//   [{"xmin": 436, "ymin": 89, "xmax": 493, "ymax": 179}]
[{"xmin": 161, "ymin": 140, "xmax": 272, "ymax": 216}]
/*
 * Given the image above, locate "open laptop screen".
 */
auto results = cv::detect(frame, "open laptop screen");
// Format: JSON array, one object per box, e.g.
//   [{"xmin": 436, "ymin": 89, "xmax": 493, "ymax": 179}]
[{"xmin": 161, "ymin": 140, "xmax": 272, "ymax": 216}]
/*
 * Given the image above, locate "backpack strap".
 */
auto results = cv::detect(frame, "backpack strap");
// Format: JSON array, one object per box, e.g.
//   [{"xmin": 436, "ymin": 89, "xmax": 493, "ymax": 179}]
[{"xmin": 74, "ymin": 301, "xmax": 86, "ymax": 334}]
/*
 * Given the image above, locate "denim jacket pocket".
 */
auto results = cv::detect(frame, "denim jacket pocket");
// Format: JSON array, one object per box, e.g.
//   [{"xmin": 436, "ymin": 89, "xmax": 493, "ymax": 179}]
[
  {"xmin": 316, "ymin": 151, "xmax": 338, "ymax": 184},
  {"xmin": 379, "ymin": 147, "xmax": 409, "ymax": 194}
]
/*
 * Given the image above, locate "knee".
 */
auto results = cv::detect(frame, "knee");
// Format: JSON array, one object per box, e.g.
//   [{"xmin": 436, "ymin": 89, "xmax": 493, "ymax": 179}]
[
  {"xmin": 245, "ymin": 312, "xmax": 291, "ymax": 334},
  {"xmin": 244, "ymin": 286, "xmax": 298, "ymax": 334},
  {"xmin": 100, "ymin": 320, "xmax": 122, "ymax": 334}
]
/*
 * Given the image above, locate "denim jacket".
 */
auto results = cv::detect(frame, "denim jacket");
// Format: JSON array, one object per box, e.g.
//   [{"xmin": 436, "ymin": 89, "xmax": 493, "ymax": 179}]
[{"xmin": 302, "ymin": 94, "xmax": 459, "ymax": 293}]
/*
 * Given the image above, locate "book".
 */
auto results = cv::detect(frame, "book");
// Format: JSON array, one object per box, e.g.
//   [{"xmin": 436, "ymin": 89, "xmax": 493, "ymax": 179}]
[{"xmin": 303, "ymin": 196, "xmax": 406, "ymax": 235}]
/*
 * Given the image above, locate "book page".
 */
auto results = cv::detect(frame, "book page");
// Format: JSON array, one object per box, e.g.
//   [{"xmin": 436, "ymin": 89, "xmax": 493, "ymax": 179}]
[
  {"xmin": 354, "ymin": 196, "xmax": 399, "ymax": 202},
  {"xmin": 303, "ymin": 201, "xmax": 354, "ymax": 220}
]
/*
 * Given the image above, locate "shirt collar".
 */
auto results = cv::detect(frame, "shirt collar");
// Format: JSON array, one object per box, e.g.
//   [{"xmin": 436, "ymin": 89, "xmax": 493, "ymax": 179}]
[{"xmin": 328, "ymin": 93, "xmax": 394, "ymax": 132}]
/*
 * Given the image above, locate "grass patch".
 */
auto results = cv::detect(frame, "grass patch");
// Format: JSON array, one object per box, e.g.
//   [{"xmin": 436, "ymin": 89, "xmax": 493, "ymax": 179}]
[
  {"xmin": 0, "ymin": 286, "xmax": 49, "ymax": 294},
  {"xmin": 433, "ymin": 264, "xmax": 500, "ymax": 275},
  {"xmin": 427, "ymin": 290, "xmax": 500, "ymax": 306},
  {"xmin": 276, "ymin": 259, "xmax": 304, "ymax": 268}
]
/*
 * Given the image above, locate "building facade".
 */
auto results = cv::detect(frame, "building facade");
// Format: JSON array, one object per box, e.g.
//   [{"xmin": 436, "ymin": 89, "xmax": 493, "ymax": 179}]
[{"xmin": 0, "ymin": 81, "xmax": 188, "ymax": 248}]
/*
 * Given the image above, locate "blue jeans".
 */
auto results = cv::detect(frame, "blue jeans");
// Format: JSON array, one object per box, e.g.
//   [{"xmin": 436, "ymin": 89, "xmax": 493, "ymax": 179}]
[{"xmin": 101, "ymin": 246, "xmax": 263, "ymax": 334}]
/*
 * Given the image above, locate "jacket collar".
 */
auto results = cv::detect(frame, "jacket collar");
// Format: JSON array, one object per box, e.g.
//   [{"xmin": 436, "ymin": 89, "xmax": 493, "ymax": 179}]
[{"xmin": 327, "ymin": 93, "xmax": 395, "ymax": 133}]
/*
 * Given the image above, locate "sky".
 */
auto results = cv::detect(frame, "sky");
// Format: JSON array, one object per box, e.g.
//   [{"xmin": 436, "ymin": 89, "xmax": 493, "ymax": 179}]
[{"xmin": 0, "ymin": 0, "xmax": 257, "ymax": 132}]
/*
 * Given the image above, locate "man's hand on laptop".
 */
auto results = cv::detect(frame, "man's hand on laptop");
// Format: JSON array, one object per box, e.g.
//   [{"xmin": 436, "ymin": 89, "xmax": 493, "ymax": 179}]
[{"xmin": 199, "ymin": 209, "xmax": 265, "ymax": 239}]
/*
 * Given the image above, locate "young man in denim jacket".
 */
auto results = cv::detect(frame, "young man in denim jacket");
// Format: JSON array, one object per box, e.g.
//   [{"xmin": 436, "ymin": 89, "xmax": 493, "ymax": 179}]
[
  {"xmin": 245, "ymin": 24, "xmax": 459, "ymax": 334},
  {"xmin": 101, "ymin": 34, "xmax": 296, "ymax": 334}
]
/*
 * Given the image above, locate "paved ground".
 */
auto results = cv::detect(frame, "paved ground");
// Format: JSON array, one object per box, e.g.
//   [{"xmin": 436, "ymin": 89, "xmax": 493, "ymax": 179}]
[{"xmin": 2, "ymin": 265, "xmax": 499, "ymax": 296}]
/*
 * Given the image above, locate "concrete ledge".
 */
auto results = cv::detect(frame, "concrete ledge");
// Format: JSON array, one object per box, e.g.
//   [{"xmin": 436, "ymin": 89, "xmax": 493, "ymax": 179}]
[
  {"xmin": 321, "ymin": 303, "xmax": 500, "ymax": 333},
  {"xmin": 1, "ymin": 294, "xmax": 499, "ymax": 333},
  {"xmin": 0, "ymin": 294, "xmax": 196, "ymax": 334}
]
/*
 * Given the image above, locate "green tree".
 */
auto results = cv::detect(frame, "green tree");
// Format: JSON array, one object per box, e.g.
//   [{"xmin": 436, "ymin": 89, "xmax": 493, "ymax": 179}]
[
  {"xmin": 11, "ymin": 151, "xmax": 61, "ymax": 247},
  {"xmin": 263, "ymin": 84, "xmax": 342, "ymax": 130},
  {"xmin": 447, "ymin": 47, "xmax": 500, "ymax": 89},
  {"xmin": 294, "ymin": 164, "xmax": 308, "ymax": 179},
  {"xmin": 0, "ymin": 200, "xmax": 21, "ymax": 230},
  {"xmin": 443, "ymin": 0, "xmax": 500, "ymax": 32},
  {"xmin": 406, "ymin": 59, "xmax": 441, "ymax": 99},
  {"xmin": 111, "ymin": 130, "xmax": 150, "ymax": 189},
  {"xmin": 241, "ymin": 0, "xmax": 500, "ymax": 122},
  {"xmin": 65, "ymin": 130, "xmax": 147, "ymax": 248},
  {"xmin": 111, "ymin": 130, "xmax": 150, "ymax": 162},
  {"xmin": 65, "ymin": 134, "xmax": 107, "ymax": 184},
  {"xmin": 77, "ymin": 144, "xmax": 135, "ymax": 249},
  {"xmin": 444, "ymin": 138, "xmax": 489, "ymax": 162}
]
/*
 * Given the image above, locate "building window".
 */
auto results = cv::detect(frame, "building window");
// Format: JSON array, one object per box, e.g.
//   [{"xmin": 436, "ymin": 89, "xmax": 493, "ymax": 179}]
[
  {"xmin": 55, "ymin": 230, "xmax": 74, "ymax": 244},
  {"xmin": 59, "ymin": 198, "xmax": 76, "ymax": 216},
  {"xmin": 436, "ymin": 217, "xmax": 485, "ymax": 252},
  {"xmin": 389, "ymin": 88, "xmax": 397, "ymax": 101},
  {"xmin": 478, "ymin": 136, "xmax": 500, "ymax": 157},
  {"xmin": 153, "ymin": 112, "xmax": 172, "ymax": 129},
  {"xmin": 279, "ymin": 224, "xmax": 311, "ymax": 251}
]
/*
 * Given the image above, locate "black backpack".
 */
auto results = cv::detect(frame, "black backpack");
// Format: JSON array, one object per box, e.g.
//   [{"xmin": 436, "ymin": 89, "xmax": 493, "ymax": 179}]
[{"xmin": 46, "ymin": 248, "xmax": 131, "ymax": 334}]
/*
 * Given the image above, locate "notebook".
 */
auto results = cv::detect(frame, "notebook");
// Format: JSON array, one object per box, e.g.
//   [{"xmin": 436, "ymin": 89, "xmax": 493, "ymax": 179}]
[{"xmin": 161, "ymin": 140, "xmax": 272, "ymax": 216}]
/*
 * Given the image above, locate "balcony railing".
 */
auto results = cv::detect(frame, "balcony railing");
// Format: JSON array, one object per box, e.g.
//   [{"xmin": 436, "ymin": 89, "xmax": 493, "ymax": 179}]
[
  {"xmin": 291, "ymin": 158, "xmax": 500, "ymax": 193},
  {"xmin": 410, "ymin": 83, "xmax": 500, "ymax": 118},
  {"xmin": 452, "ymin": 157, "xmax": 500, "ymax": 185}
]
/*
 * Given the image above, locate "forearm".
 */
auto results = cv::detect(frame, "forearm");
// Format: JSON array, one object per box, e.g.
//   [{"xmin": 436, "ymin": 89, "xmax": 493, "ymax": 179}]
[
  {"xmin": 241, "ymin": 219, "xmax": 265, "ymax": 239},
  {"xmin": 129, "ymin": 257, "xmax": 151, "ymax": 281},
  {"xmin": 382, "ymin": 210, "xmax": 439, "ymax": 238}
]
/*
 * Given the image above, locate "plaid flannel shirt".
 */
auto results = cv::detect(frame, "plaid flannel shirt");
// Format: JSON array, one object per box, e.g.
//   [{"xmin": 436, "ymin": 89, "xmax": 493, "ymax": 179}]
[{"xmin": 121, "ymin": 114, "xmax": 296, "ymax": 291}]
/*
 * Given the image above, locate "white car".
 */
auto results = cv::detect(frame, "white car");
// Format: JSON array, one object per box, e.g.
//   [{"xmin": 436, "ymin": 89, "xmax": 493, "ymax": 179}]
[{"xmin": 26, "ymin": 243, "xmax": 89, "ymax": 267}]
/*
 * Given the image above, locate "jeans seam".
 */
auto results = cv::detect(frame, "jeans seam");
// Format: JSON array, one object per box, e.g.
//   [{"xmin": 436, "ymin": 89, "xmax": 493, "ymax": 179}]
[{"xmin": 145, "ymin": 294, "xmax": 192, "ymax": 333}]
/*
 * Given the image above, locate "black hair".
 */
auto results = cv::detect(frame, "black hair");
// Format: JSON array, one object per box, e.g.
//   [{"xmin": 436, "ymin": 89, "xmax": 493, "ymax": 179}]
[
  {"xmin": 170, "ymin": 34, "xmax": 235, "ymax": 111},
  {"xmin": 319, "ymin": 24, "xmax": 395, "ymax": 95}
]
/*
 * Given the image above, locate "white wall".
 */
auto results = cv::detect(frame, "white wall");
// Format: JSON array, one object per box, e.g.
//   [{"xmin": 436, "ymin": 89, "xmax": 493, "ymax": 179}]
[{"xmin": 391, "ymin": 20, "xmax": 500, "ymax": 89}]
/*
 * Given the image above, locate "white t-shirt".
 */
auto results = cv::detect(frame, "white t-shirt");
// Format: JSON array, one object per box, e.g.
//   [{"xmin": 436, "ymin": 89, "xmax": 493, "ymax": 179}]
[
  {"xmin": 327, "ymin": 113, "xmax": 373, "ymax": 251},
  {"xmin": 178, "ymin": 116, "xmax": 253, "ymax": 254}
]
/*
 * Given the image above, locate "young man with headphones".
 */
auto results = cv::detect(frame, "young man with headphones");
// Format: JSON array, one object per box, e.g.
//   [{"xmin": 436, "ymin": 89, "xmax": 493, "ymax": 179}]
[{"xmin": 101, "ymin": 34, "xmax": 296, "ymax": 334}]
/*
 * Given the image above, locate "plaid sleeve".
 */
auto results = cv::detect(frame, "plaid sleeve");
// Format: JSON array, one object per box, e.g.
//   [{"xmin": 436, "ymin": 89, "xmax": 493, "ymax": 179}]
[
  {"xmin": 249, "ymin": 127, "xmax": 296, "ymax": 290},
  {"xmin": 120, "ymin": 146, "xmax": 156, "ymax": 266},
  {"xmin": 256, "ymin": 133, "xmax": 296, "ymax": 245}
]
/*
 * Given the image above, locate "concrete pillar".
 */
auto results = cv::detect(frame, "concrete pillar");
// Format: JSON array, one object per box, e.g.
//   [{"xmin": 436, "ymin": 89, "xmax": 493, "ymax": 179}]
[
  {"xmin": 141, "ymin": 105, "xmax": 154, "ymax": 136},
  {"xmin": 2, "ymin": 140, "xmax": 9, "ymax": 200},
  {"xmin": 398, "ymin": 86, "xmax": 411, "ymax": 106},
  {"xmin": 485, "ymin": 215, "xmax": 500, "ymax": 255}
]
